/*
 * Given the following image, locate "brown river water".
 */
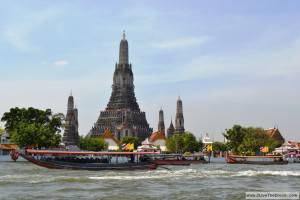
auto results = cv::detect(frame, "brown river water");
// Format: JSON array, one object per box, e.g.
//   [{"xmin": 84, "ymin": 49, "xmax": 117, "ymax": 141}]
[{"xmin": 0, "ymin": 160, "xmax": 299, "ymax": 200}]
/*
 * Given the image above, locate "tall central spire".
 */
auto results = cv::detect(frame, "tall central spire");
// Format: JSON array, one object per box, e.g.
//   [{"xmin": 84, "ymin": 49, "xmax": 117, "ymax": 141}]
[{"xmin": 119, "ymin": 30, "xmax": 129, "ymax": 64}]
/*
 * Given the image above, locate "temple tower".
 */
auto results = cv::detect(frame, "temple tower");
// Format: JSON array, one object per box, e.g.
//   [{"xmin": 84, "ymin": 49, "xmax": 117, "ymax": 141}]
[
  {"xmin": 89, "ymin": 32, "xmax": 152, "ymax": 140},
  {"xmin": 158, "ymin": 109, "xmax": 165, "ymax": 134},
  {"xmin": 167, "ymin": 118, "xmax": 175, "ymax": 138},
  {"xmin": 63, "ymin": 94, "xmax": 79, "ymax": 146},
  {"xmin": 175, "ymin": 96, "xmax": 185, "ymax": 133}
]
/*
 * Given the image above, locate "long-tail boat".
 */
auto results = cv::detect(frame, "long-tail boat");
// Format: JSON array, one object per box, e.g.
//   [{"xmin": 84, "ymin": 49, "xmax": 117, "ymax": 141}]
[
  {"xmin": 226, "ymin": 155, "xmax": 288, "ymax": 165},
  {"xmin": 20, "ymin": 149, "xmax": 158, "ymax": 170},
  {"xmin": 151, "ymin": 154, "xmax": 208, "ymax": 165}
]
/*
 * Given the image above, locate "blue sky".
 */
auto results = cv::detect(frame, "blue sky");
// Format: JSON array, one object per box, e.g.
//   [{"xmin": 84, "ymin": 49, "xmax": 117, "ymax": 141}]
[{"xmin": 1, "ymin": 1, "xmax": 300, "ymax": 141}]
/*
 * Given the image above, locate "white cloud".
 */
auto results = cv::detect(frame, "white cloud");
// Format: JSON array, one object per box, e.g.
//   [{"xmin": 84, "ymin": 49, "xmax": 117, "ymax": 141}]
[
  {"xmin": 53, "ymin": 60, "xmax": 69, "ymax": 67},
  {"xmin": 153, "ymin": 36, "xmax": 211, "ymax": 49}
]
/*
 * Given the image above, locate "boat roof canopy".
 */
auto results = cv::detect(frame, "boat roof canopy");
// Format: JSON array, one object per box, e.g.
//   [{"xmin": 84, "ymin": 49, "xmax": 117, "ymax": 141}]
[{"xmin": 26, "ymin": 149, "xmax": 160, "ymax": 156}]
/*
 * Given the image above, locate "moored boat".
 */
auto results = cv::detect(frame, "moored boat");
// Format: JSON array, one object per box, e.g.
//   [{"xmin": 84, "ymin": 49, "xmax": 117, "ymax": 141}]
[
  {"xmin": 20, "ymin": 149, "xmax": 158, "ymax": 170},
  {"xmin": 151, "ymin": 154, "xmax": 207, "ymax": 166},
  {"xmin": 226, "ymin": 155, "xmax": 288, "ymax": 165}
]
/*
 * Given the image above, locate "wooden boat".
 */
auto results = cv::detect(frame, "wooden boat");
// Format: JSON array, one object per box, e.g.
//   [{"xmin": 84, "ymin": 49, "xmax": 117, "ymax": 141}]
[
  {"xmin": 20, "ymin": 149, "xmax": 158, "ymax": 170},
  {"xmin": 226, "ymin": 155, "xmax": 288, "ymax": 165},
  {"xmin": 151, "ymin": 154, "xmax": 207, "ymax": 166},
  {"xmin": 293, "ymin": 154, "xmax": 300, "ymax": 163}
]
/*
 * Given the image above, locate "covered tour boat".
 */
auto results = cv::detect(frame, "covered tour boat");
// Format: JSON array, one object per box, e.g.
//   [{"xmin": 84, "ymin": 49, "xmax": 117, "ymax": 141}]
[
  {"xmin": 226, "ymin": 155, "xmax": 288, "ymax": 165},
  {"xmin": 151, "ymin": 154, "xmax": 207, "ymax": 165},
  {"xmin": 20, "ymin": 149, "xmax": 159, "ymax": 170}
]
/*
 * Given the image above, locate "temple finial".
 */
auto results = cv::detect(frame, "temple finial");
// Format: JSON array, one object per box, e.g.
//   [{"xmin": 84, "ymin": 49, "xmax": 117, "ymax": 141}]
[{"xmin": 122, "ymin": 30, "xmax": 126, "ymax": 40}]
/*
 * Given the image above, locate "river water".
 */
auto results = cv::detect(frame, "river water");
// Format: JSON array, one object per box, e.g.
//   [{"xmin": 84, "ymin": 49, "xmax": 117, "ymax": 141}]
[{"xmin": 0, "ymin": 160, "xmax": 299, "ymax": 200}]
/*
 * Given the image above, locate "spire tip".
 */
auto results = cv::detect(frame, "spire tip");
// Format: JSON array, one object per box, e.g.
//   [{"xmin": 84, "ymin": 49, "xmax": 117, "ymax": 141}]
[{"xmin": 122, "ymin": 30, "xmax": 126, "ymax": 40}]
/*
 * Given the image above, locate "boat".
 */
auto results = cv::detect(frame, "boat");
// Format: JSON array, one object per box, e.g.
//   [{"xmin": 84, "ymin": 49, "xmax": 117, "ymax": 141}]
[
  {"xmin": 151, "ymin": 154, "xmax": 207, "ymax": 166},
  {"xmin": 20, "ymin": 149, "xmax": 158, "ymax": 170},
  {"xmin": 293, "ymin": 154, "xmax": 300, "ymax": 163},
  {"xmin": 226, "ymin": 155, "xmax": 288, "ymax": 165}
]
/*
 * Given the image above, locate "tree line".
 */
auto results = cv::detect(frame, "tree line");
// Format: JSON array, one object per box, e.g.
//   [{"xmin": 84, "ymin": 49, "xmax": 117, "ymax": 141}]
[{"xmin": 1, "ymin": 107, "xmax": 283, "ymax": 154}]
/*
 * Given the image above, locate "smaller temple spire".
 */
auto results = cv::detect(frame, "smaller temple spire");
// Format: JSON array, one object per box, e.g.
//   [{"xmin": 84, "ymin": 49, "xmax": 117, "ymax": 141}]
[
  {"xmin": 167, "ymin": 117, "xmax": 175, "ymax": 138},
  {"xmin": 158, "ymin": 108, "xmax": 165, "ymax": 134}
]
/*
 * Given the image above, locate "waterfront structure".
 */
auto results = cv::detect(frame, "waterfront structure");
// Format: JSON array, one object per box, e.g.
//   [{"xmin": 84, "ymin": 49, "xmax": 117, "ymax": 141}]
[
  {"xmin": 167, "ymin": 119, "xmax": 175, "ymax": 138},
  {"xmin": 62, "ymin": 94, "xmax": 79, "ymax": 146},
  {"xmin": 89, "ymin": 32, "xmax": 152, "ymax": 140},
  {"xmin": 265, "ymin": 127, "xmax": 285, "ymax": 145},
  {"xmin": 102, "ymin": 129, "xmax": 120, "ymax": 151},
  {"xmin": 0, "ymin": 131, "xmax": 17, "ymax": 156},
  {"xmin": 175, "ymin": 96, "xmax": 185, "ymax": 134},
  {"xmin": 149, "ymin": 131, "xmax": 167, "ymax": 152}
]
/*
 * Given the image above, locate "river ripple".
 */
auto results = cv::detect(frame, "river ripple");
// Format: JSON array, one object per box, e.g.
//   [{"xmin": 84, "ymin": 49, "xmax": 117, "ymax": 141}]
[{"xmin": 0, "ymin": 161, "xmax": 299, "ymax": 200}]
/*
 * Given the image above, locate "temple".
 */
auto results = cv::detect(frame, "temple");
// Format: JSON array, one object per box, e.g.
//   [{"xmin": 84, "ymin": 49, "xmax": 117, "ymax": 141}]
[
  {"xmin": 158, "ymin": 108, "xmax": 165, "ymax": 134},
  {"xmin": 62, "ymin": 94, "xmax": 79, "ymax": 146},
  {"xmin": 175, "ymin": 96, "xmax": 185, "ymax": 134},
  {"xmin": 89, "ymin": 32, "xmax": 152, "ymax": 141}
]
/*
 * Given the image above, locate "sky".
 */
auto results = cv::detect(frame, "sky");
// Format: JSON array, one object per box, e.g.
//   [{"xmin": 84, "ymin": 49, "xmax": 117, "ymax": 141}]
[{"xmin": 0, "ymin": 1, "xmax": 300, "ymax": 141}]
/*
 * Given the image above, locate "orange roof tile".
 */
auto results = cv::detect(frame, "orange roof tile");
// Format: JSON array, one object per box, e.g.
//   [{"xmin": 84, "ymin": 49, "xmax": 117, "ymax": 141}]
[
  {"xmin": 149, "ymin": 131, "xmax": 166, "ymax": 142},
  {"xmin": 0, "ymin": 144, "xmax": 18, "ymax": 150},
  {"xmin": 102, "ymin": 129, "xmax": 120, "ymax": 144}
]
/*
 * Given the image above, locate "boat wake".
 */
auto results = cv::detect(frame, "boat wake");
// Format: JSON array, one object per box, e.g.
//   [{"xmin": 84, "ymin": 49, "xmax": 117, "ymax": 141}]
[{"xmin": 1, "ymin": 168, "xmax": 300, "ymax": 184}]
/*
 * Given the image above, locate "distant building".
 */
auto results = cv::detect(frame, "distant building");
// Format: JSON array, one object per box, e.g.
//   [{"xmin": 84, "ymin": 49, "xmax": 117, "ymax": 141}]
[
  {"xmin": 147, "ymin": 109, "xmax": 168, "ymax": 151},
  {"xmin": 158, "ymin": 109, "xmax": 165, "ymax": 134},
  {"xmin": 202, "ymin": 133, "xmax": 213, "ymax": 144},
  {"xmin": 62, "ymin": 94, "xmax": 79, "ymax": 146},
  {"xmin": 265, "ymin": 127, "xmax": 285, "ymax": 145},
  {"xmin": 149, "ymin": 131, "xmax": 167, "ymax": 152},
  {"xmin": 175, "ymin": 96, "xmax": 185, "ymax": 134},
  {"xmin": 89, "ymin": 32, "xmax": 152, "ymax": 141},
  {"xmin": 102, "ymin": 129, "xmax": 120, "ymax": 151},
  {"xmin": 167, "ymin": 119, "xmax": 175, "ymax": 138},
  {"xmin": 0, "ymin": 131, "xmax": 9, "ymax": 144},
  {"xmin": 0, "ymin": 131, "xmax": 17, "ymax": 156}
]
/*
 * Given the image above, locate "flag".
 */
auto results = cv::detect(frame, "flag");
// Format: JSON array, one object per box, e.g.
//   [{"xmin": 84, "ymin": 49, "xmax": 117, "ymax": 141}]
[
  {"xmin": 124, "ymin": 143, "xmax": 134, "ymax": 151},
  {"xmin": 260, "ymin": 146, "xmax": 269, "ymax": 153},
  {"xmin": 207, "ymin": 144, "xmax": 213, "ymax": 152}
]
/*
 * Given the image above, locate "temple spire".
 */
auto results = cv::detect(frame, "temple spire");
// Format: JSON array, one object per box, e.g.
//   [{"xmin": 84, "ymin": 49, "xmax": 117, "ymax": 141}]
[
  {"xmin": 158, "ymin": 108, "xmax": 165, "ymax": 134},
  {"xmin": 123, "ymin": 30, "xmax": 126, "ymax": 40},
  {"xmin": 175, "ymin": 96, "xmax": 185, "ymax": 133},
  {"xmin": 119, "ymin": 31, "xmax": 129, "ymax": 64}
]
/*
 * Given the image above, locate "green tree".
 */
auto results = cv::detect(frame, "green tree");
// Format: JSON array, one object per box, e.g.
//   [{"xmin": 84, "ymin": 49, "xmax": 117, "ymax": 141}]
[
  {"xmin": 79, "ymin": 136, "xmax": 107, "ymax": 151},
  {"xmin": 238, "ymin": 128, "xmax": 280, "ymax": 155},
  {"xmin": 224, "ymin": 125, "xmax": 281, "ymax": 155},
  {"xmin": 212, "ymin": 141, "xmax": 228, "ymax": 152},
  {"xmin": 1, "ymin": 107, "xmax": 63, "ymax": 148},
  {"xmin": 183, "ymin": 132, "xmax": 201, "ymax": 153},
  {"xmin": 223, "ymin": 125, "xmax": 247, "ymax": 153},
  {"xmin": 121, "ymin": 136, "xmax": 139, "ymax": 149},
  {"xmin": 0, "ymin": 126, "xmax": 4, "ymax": 136},
  {"xmin": 166, "ymin": 132, "xmax": 200, "ymax": 153}
]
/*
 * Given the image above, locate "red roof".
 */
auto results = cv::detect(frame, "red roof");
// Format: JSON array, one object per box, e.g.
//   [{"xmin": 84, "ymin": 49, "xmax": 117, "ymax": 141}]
[{"xmin": 149, "ymin": 131, "xmax": 166, "ymax": 142}]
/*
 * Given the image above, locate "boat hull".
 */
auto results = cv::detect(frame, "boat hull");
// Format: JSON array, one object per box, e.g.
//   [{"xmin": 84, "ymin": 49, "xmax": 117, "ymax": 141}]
[
  {"xmin": 226, "ymin": 155, "xmax": 288, "ymax": 165},
  {"xmin": 20, "ymin": 154, "xmax": 157, "ymax": 170},
  {"xmin": 153, "ymin": 159, "xmax": 207, "ymax": 165}
]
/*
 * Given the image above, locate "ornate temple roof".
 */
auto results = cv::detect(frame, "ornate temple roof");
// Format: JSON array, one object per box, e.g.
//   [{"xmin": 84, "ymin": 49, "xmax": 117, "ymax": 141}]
[
  {"xmin": 149, "ymin": 131, "xmax": 166, "ymax": 143},
  {"xmin": 103, "ymin": 129, "xmax": 120, "ymax": 144},
  {"xmin": 265, "ymin": 128, "xmax": 285, "ymax": 144}
]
